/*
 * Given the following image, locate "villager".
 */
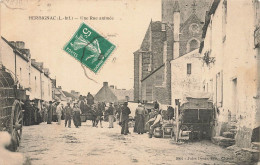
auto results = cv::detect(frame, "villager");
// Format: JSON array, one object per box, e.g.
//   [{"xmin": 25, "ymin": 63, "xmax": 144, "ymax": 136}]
[
  {"xmin": 166, "ymin": 106, "xmax": 174, "ymax": 120},
  {"xmin": 91, "ymin": 104, "xmax": 98, "ymax": 127},
  {"xmin": 149, "ymin": 110, "xmax": 163, "ymax": 138},
  {"xmin": 107, "ymin": 102, "xmax": 114, "ymax": 128},
  {"xmin": 79, "ymin": 95, "xmax": 86, "ymax": 116},
  {"xmin": 86, "ymin": 92, "xmax": 94, "ymax": 106},
  {"xmin": 154, "ymin": 100, "xmax": 159, "ymax": 110},
  {"xmin": 52, "ymin": 102, "xmax": 58, "ymax": 122},
  {"xmin": 23, "ymin": 98, "xmax": 33, "ymax": 126},
  {"xmin": 96, "ymin": 102, "xmax": 104, "ymax": 128},
  {"xmin": 134, "ymin": 103, "xmax": 145, "ymax": 134},
  {"xmin": 64, "ymin": 103, "xmax": 73, "ymax": 128},
  {"xmin": 73, "ymin": 103, "xmax": 81, "ymax": 128},
  {"xmin": 120, "ymin": 102, "xmax": 131, "ymax": 135},
  {"xmin": 33, "ymin": 102, "xmax": 41, "ymax": 125},
  {"xmin": 42, "ymin": 103, "xmax": 48, "ymax": 122},
  {"xmin": 144, "ymin": 106, "xmax": 149, "ymax": 132},
  {"xmin": 56, "ymin": 102, "xmax": 63, "ymax": 125},
  {"xmin": 47, "ymin": 101, "xmax": 53, "ymax": 124}
]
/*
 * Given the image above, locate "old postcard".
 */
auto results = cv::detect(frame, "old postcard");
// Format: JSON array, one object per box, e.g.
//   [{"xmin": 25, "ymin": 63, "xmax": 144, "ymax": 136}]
[{"xmin": 0, "ymin": 0, "xmax": 259, "ymax": 165}]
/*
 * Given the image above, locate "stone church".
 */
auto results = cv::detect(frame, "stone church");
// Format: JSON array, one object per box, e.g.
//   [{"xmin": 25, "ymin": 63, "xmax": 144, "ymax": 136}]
[{"xmin": 133, "ymin": 0, "xmax": 211, "ymax": 104}]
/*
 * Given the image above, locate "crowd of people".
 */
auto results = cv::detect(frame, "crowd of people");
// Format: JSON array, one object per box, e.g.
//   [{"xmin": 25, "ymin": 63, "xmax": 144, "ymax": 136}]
[{"xmin": 22, "ymin": 94, "xmax": 175, "ymax": 139}]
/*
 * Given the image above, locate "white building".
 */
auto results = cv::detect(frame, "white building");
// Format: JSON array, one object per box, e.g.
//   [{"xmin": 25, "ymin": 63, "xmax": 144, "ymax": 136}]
[
  {"xmin": 200, "ymin": 0, "xmax": 260, "ymax": 148},
  {"xmin": 0, "ymin": 37, "xmax": 53, "ymax": 102},
  {"xmin": 171, "ymin": 49, "xmax": 202, "ymax": 102},
  {"xmin": 0, "ymin": 38, "xmax": 30, "ymax": 89}
]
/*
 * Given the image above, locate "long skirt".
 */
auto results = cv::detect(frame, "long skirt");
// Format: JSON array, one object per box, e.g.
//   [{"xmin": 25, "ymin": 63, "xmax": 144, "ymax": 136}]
[
  {"xmin": 135, "ymin": 114, "xmax": 145, "ymax": 134},
  {"xmin": 144, "ymin": 115, "xmax": 149, "ymax": 132},
  {"xmin": 47, "ymin": 110, "xmax": 52, "ymax": 124},
  {"xmin": 73, "ymin": 111, "xmax": 81, "ymax": 127}
]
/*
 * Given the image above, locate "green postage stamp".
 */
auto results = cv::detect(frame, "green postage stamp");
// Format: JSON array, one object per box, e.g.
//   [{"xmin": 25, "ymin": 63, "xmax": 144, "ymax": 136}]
[{"xmin": 63, "ymin": 23, "xmax": 116, "ymax": 73}]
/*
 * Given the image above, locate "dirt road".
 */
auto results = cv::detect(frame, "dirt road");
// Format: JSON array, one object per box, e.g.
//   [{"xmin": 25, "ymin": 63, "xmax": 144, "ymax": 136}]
[{"xmin": 19, "ymin": 121, "xmax": 237, "ymax": 165}]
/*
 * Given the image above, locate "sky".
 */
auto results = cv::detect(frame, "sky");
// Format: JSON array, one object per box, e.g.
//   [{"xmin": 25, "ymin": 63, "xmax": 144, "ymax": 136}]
[{"xmin": 1, "ymin": 0, "xmax": 161, "ymax": 95}]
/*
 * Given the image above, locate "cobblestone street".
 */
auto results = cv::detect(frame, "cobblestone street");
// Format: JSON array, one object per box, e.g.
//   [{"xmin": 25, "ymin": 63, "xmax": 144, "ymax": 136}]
[{"xmin": 19, "ymin": 121, "xmax": 237, "ymax": 165}]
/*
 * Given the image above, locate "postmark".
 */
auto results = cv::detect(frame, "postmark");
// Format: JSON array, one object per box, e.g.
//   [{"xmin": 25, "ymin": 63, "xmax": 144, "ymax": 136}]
[{"xmin": 63, "ymin": 22, "xmax": 116, "ymax": 73}]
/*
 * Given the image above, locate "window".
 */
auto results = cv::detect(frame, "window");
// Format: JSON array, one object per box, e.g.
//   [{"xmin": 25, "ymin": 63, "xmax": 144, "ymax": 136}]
[
  {"xmin": 222, "ymin": 0, "xmax": 227, "ymax": 42},
  {"xmin": 189, "ymin": 23, "xmax": 199, "ymax": 34},
  {"xmin": 187, "ymin": 63, "xmax": 192, "ymax": 75},
  {"xmin": 19, "ymin": 68, "xmax": 22, "ymax": 81},
  {"xmin": 187, "ymin": 39, "xmax": 199, "ymax": 52},
  {"xmin": 216, "ymin": 71, "xmax": 223, "ymax": 107},
  {"xmin": 161, "ymin": 23, "xmax": 166, "ymax": 31},
  {"xmin": 29, "ymin": 73, "xmax": 31, "ymax": 85},
  {"xmin": 35, "ymin": 76, "xmax": 37, "ymax": 93}
]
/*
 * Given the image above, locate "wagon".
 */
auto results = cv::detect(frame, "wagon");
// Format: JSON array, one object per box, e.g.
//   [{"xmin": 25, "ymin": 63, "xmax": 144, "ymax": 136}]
[
  {"xmin": 0, "ymin": 67, "xmax": 25, "ymax": 151},
  {"xmin": 178, "ymin": 93, "xmax": 214, "ymax": 141}
]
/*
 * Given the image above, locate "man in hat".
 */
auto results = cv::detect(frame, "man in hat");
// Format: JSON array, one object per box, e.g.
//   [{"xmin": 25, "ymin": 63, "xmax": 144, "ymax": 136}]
[
  {"xmin": 64, "ymin": 103, "xmax": 73, "ymax": 128},
  {"xmin": 149, "ymin": 110, "xmax": 163, "ymax": 138},
  {"xmin": 107, "ymin": 102, "xmax": 115, "ymax": 128},
  {"xmin": 120, "ymin": 102, "xmax": 131, "ymax": 135}
]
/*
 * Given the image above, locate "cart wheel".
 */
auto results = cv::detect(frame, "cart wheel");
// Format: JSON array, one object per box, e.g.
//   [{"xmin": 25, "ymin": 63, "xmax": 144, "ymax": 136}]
[{"xmin": 10, "ymin": 100, "xmax": 23, "ymax": 151}]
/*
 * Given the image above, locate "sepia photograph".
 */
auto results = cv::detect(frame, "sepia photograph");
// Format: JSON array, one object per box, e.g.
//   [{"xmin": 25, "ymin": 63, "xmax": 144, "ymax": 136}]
[{"xmin": 0, "ymin": 0, "xmax": 259, "ymax": 164}]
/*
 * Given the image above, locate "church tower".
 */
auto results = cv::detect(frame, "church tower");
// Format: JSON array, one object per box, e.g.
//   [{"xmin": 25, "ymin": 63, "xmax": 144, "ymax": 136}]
[
  {"xmin": 173, "ymin": 1, "xmax": 180, "ymax": 59},
  {"xmin": 162, "ymin": 0, "xmax": 175, "ymax": 24}
]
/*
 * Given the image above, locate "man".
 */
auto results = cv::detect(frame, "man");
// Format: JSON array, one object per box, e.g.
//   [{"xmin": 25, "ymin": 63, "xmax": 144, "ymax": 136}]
[
  {"xmin": 166, "ymin": 106, "xmax": 174, "ymax": 120},
  {"xmin": 23, "ymin": 97, "xmax": 32, "ymax": 126},
  {"xmin": 149, "ymin": 110, "xmax": 163, "ymax": 138},
  {"xmin": 47, "ymin": 101, "xmax": 53, "ymax": 124},
  {"xmin": 64, "ymin": 103, "xmax": 73, "ymax": 128},
  {"xmin": 120, "ymin": 102, "xmax": 131, "ymax": 135},
  {"xmin": 154, "ymin": 100, "xmax": 159, "ymax": 110},
  {"xmin": 52, "ymin": 102, "xmax": 58, "ymax": 122},
  {"xmin": 107, "ymin": 102, "xmax": 114, "ymax": 128},
  {"xmin": 96, "ymin": 102, "xmax": 104, "ymax": 128},
  {"xmin": 56, "ymin": 102, "xmax": 63, "ymax": 125}
]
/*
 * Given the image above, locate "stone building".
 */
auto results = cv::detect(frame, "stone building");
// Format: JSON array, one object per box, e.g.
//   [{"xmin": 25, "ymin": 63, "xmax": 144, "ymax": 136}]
[
  {"xmin": 200, "ymin": 0, "xmax": 260, "ymax": 148},
  {"xmin": 134, "ymin": 0, "xmax": 211, "ymax": 104}
]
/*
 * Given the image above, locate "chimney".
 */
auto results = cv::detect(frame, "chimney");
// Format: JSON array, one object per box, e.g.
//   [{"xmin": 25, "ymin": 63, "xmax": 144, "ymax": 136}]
[
  {"xmin": 103, "ymin": 82, "xmax": 108, "ymax": 86},
  {"xmin": 173, "ymin": 1, "xmax": 180, "ymax": 59},
  {"xmin": 22, "ymin": 49, "xmax": 31, "ymax": 58},
  {"xmin": 58, "ymin": 86, "xmax": 62, "ymax": 89},
  {"xmin": 15, "ymin": 41, "xmax": 25, "ymax": 49},
  {"xmin": 110, "ymin": 85, "xmax": 114, "ymax": 89}
]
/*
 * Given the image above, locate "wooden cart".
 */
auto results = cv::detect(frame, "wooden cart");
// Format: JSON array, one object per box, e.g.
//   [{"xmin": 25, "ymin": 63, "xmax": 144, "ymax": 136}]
[
  {"xmin": 0, "ymin": 67, "xmax": 25, "ymax": 151},
  {"xmin": 178, "ymin": 96, "xmax": 213, "ymax": 141}
]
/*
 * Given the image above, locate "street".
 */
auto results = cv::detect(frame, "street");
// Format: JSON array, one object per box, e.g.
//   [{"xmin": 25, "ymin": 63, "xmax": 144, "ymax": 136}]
[{"xmin": 19, "ymin": 121, "xmax": 237, "ymax": 165}]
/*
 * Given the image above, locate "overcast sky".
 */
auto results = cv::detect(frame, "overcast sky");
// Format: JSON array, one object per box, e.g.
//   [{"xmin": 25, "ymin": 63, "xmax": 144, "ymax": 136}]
[{"xmin": 1, "ymin": 0, "xmax": 161, "ymax": 95}]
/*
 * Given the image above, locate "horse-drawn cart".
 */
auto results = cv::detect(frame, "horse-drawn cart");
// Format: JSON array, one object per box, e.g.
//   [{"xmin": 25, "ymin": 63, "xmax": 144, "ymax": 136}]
[{"xmin": 0, "ymin": 67, "xmax": 25, "ymax": 151}]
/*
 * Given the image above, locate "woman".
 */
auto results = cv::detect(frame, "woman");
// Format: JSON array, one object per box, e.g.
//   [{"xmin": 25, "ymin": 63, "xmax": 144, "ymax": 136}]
[
  {"xmin": 73, "ymin": 103, "xmax": 82, "ymax": 128},
  {"xmin": 134, "ymin": 104, "xmax": 145, "ymax": 134}
]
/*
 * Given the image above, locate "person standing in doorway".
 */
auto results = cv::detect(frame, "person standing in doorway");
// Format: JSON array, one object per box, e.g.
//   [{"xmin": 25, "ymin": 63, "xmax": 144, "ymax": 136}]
[
  {"xmin": 107, "ymin": 102, "xmax": 114, "ymax": 128},
  {"xmin": 65, "ymin": 103, "xmax": 73, "ymax": 128},
  {"xmin": 120, "ymin": 102, "xmax": 131, "ymax": 135}
]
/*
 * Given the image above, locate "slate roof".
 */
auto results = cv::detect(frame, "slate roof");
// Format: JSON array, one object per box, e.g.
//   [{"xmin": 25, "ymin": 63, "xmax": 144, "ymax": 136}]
[{"xmin": 94, "ymin": 84, "xmax": 118, "ymax": 103}]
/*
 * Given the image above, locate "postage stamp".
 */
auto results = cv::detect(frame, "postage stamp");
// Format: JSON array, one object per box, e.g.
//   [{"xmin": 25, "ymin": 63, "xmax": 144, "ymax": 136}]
[{"xmin": 63, "ymin": 22, "xmax": 116, "ymax": 73}]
